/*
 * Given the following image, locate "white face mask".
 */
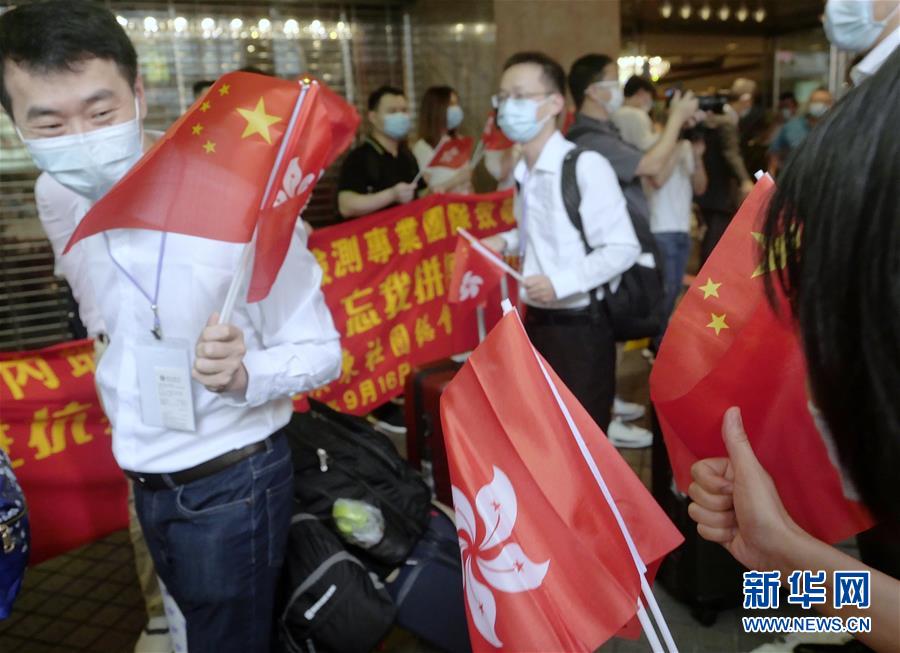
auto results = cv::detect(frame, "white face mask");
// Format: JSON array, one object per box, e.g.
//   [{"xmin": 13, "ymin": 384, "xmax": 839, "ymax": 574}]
[
  {"xmin": 19, "ymin": 97, "xmax": 144, "ymax": 202},
  {"xmin": 593, "ymin": 81, "xmax": 623, "ymax": 113},
  {"xmin": 824, "ymin": 0, "xmax": 898, "ymax": 53}
]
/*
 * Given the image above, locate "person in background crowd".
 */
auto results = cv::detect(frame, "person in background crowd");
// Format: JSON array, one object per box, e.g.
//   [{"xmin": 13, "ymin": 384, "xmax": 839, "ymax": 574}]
[
  {"xmin": 337, "ymin": 85, "xmax": 424, "ymax": 220},
  {"xmin": 611, "ymin": 75, "xmax": 659, "ymax": 153},
  {"xmin": 689, "ymin": 49, "xmax": 900, "ymax": 653},
  {"xmin": 481, "ymin": 51, "xmax": 639, "ymax": 434},
  {"xmin": 412, "ymin": 85, "xmax": 474, "ymax": 194},
  {"xmin": 192, "ymin": 79, "xmax": 214, "ymax": 100},
  {"xmin": 728, "ymin": 77, "xmax": 768, "ymax": 174},
  {"xmin": 0, "ymin": 3, "xmax": 341, "ymax": 651},
  {"xmin": 767, "ymin": 88, "xmax": 833, "ymax": 177},
  {"xmin": 776, "ymin": 91, "xmax": 798, "ymax": 123},
  {"xmin": 565, "ymin": 53, "xmax": 699, "ymax": 448},
  {"xmin": 647, "ymin": 120, "xmax": 708, "ymax": 352},
  {"xmin": 694, "ymin": 80, "xmax": 755, "ymax": 266}
]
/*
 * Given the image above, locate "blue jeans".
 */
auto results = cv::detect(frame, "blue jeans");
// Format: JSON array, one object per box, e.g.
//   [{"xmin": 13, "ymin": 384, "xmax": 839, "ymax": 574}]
[
  {"xmin": 653, "ymin": 231, "xmax": 692, "ymax": 348},
  {"xmin": 134, "ymin": 433, "xmax": 293, "ymax": 653}
]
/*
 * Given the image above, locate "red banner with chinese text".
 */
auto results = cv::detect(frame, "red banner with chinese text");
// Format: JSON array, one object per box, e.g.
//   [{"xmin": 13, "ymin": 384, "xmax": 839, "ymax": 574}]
[
  {"xmin": 305, "ymin": 190, "xmax": 516, "ymax": 414},
  {"xmin": 0, "ymin": 340, "xmax": 128, "ymax": 564}
]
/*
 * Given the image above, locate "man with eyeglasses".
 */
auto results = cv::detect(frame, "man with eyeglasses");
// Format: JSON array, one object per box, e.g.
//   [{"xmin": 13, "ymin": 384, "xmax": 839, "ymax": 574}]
[{"xmin": 481, "ymin": 51, "xmax": 639, "ymax": 433}]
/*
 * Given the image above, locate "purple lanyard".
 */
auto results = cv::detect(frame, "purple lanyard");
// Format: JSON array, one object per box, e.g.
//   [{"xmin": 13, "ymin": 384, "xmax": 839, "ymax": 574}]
[{"xmin": 103, "ymin": 232, "xmax": 168, "ymax": 340}]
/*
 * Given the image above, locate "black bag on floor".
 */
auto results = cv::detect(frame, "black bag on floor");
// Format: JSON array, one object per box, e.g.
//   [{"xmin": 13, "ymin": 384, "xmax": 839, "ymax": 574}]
[
  {"xmin": 650, "ymin": 407, "xmax": 745, "ymax": 625},
  {"xmin": 286, "ymin": 400, "xmax": 431, "ymax": 574},
  {"xmin": 279, "ymin": 513, "xmax": 396, "ymax": 653},
  {"xmin": 386, "ymin": 508, "xmax": 472, "ymax": 653}
]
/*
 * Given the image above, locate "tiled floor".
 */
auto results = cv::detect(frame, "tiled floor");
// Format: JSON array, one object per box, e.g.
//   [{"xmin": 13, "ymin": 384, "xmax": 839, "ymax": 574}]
[{"xmin": 0, "ymin": 350, "xmax": 859, "ymax": 652}]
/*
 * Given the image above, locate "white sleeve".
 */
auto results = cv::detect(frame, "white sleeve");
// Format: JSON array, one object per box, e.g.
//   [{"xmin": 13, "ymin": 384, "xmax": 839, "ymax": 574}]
[
  {"xmin": 549, "ymin": 152, "xmax": 640, "ymax": 300},
  {"xmin": 223, "ymin": 230, "xmax": 342, "ymax": 408},
  {"xmin": 412, "ymin": 139, "xmax": 433, "ymax": 171},
  {"xmin": 34, "ymin": 174, "xmax": 108, "ymax": 337}
]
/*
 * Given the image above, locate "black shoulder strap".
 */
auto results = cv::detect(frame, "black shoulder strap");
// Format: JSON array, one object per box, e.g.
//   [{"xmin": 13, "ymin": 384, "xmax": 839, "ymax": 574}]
[{"xmin": 561, "ymin": 147, "xmax": 592, "ymax": 254}]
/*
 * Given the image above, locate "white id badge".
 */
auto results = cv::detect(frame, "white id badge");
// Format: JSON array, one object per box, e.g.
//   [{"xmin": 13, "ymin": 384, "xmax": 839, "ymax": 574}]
[{"xmin": 135, "ymin": 337, "xmax": 197, "ymax": 432}]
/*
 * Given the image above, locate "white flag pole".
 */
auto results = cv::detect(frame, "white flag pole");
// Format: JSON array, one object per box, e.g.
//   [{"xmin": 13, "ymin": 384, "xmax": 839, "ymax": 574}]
[
  {"xmin": 498, "ymin": 300, "xmax": 678, "ymax": 652},
  {"xmin": 411, "ymin": 133, "xmax": 450, "ymax": 187},
  {"xmin": 637, "ymin": 600, "xmax": 665, "ymax": 653},
  {"xmin": 218, "ymin": 82, "xmax": 311, "ymax": 325},
  {"xmin": 457, "ymin": 227, "xmax": 524, "ymax": 282}
]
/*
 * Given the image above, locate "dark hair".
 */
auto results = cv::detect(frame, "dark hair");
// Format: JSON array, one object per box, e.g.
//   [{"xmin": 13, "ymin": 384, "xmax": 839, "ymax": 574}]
[
  {"xmin": 761, "ymin": 49, "xmax": 900, "ymax": 523},
  {"xmin": 418, "ymin": 85, "xmax": 457, "ymax": 148},
  {"xmin": 502, "ymin": 51, "xmax": 567, "ymax": 98},
  {"xmin": 568, "ymin": 54, "xmax": 614, "ymax": 109},
  {"xmin": 368, "ymin": 85, "xmax": 405, "ymax": 111},
  {"xmin": 778, "ymin": 91, "xmax": 797, "ymax": 103},
  {"xmin": 0, "ymin": 0, "xmax": 138, "ymax": 117},
  {"xmin": 624, "ymin": 75, "xmax": 655, "ymax": 99},
  {"xmin": 192, "ymin": 80, "xmax": 214, "ymax": 97}
]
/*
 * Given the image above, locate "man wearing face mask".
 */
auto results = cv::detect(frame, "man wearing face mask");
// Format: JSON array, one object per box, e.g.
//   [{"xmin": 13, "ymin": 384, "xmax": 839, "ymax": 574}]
[
  {"xmin": 480, "ymin": 51, "xmax": 639, "ymax": 433},
  {"xmin": 337, "ymin": 85, "xmax": 424, "ymax": 219},
  {"xmin": 611, "ymin": 75, "xmax": 660, "ymax": 154},
  {"xmin": 0, "ymin": 3, "xmax": 342, "ymax": 651},
  {"xmin": 767, "ymin": 88, "xmax": 834, "ymax": 177},
  {"xmin": 825, "ymin": 0, "xmax": 899, "ymax": 87}
]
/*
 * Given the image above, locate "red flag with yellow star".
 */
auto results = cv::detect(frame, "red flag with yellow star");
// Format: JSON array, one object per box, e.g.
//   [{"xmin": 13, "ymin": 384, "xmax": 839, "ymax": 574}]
[
  {"xmin": 64, "ymin": 72, "xmax": 349, "ymax": 301},
  {"xmin": 650, "ymin": 176, "xmax": 872, "ymax": 544}
]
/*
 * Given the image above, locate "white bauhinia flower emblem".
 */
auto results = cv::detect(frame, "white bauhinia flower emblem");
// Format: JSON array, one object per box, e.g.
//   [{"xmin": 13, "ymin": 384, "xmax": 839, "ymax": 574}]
[
  {"xmin": 453, "ymin": 466, "xmax": 550, "ymax": 648},
  {"xmin": 273, "ymin": 157, "xmax": 318, "ymax": 208},
  {"xmin": 459, "ymin": 270, "xmax": 484, "ymax": 301},
  {"xmin": 439, "ymin": 146, "xmax": 461, "ymax": 165}
]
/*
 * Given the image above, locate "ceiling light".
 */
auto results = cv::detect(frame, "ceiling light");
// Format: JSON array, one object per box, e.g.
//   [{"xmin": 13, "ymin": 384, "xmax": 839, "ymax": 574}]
[
  {"xmin": 258, "ymin": 18, "xmax": 271, "ymax": 32},
  {"xmin": 717, "ymin": 4, "xmax": 731, "ymax": 20},
  {"xmin": 679, "ymin": 2, "xmax": 692, "ymax": 19},
  {"xmin": 660, "ymin": 1, "xmax": 673, "ymax": 18},
  {"xmin": 736, "ymin": 5, "xmax": 749, "ymax": 21},
  {"xmin": 201, "ymin": 17, "xmax": 215, "ymax": 31},
  {"xmin": 699, "ymin": 3, "xmax": 712, "ymax": 20},
  {"xmin": 143, "ymin": 16, "xmax": 158, "ymax": 32},
  {"xmin": 230, "ymin": 18, "xmax": 243, "ymax": 31},
  {"xmin": 116, "ymin": 15, "xmax": 128, "ymax": 27},
  {"xmin": 284, "ymin": 19, "xmax": 300, "ymax": 35},
  {"xmin": 173, "ymin": 16, "xmax": 188, "ymax": 32},
  {"xmin": 753, "ymin": 6, "xmax": 766, "ymax": 22}
]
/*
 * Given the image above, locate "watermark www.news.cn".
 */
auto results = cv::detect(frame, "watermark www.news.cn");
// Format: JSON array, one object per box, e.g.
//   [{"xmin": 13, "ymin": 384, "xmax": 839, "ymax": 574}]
[{"xmin": 741, "ymin": 570, "xmax": 871, "ymax": 634}]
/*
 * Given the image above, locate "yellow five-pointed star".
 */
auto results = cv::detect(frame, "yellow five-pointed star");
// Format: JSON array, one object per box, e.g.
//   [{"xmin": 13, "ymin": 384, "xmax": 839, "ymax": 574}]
[
  {"xmin": 202, "ymin": 140, "xmax": 216, "ymax": 154},
  {"xmin": 699, "ymin": 278, "xmax": 722, "ymax": 299},
  {"xmin": 218, "ymin": 83, "xmax": 230, "ymax": 96},
  {"xmin": 200, "ymin": 101, "xmax": 211, "ymax": 112},
  {"xmin": 236, "ymin": 98, "xmax": 281, "ymax": 145},
  {"xmin": 707, "ymin": 313, "xmax": 729, "ymax": 336},
  {"xmin": 191, "ymin": 123, "xmax": 203, "ymax": 136},
  {"xmin": 751, "ymin": 231, "xmax": 787, "ymax": 278}
]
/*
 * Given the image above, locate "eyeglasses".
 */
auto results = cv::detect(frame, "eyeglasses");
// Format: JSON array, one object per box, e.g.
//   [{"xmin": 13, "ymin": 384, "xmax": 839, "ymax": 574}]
[{"xmin": 491, "ymin": 91, "xmax": 551, "ymax": 108}]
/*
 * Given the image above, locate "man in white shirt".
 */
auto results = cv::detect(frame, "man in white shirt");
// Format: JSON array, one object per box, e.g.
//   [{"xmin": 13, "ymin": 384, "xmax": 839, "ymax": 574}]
[
  {"xmin": 0, "ymin": 3, "xmax": 341, "ymax": 651},
  {"xmin": 482, "ymin": 52, "xmax": 639, "ymax": 431}
]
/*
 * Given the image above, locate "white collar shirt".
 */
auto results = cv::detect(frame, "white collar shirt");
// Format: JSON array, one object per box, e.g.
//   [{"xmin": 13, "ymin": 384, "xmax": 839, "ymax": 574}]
[
  {"xmin": 33, "ymin": 176, "xmax": 341, "ymax": 474},
  {"xmin": 499, "ymin": 131, "xmax": 640, "ymax": 309}
]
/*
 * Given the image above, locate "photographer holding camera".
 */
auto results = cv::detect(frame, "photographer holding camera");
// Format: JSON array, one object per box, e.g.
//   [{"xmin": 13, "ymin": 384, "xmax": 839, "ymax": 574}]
[{"xmin": 694, "ymin": 80, "xmax": 756, "ymax": 266}]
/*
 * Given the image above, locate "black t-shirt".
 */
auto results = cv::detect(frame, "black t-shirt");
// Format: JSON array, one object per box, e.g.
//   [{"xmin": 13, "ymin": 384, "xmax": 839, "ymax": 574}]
[{"xmin": 337, "ymin": 137, "xmax": 423, "ymax": 199}]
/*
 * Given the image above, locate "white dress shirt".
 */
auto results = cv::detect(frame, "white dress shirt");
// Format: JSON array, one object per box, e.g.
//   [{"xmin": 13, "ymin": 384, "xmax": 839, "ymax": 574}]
[
  {"xmin": 649, "ymin": 141, "xmax": 695, "ymax": 234},
  {"xmin": 35, "ymin": 173, "xmax": 107, "ymax": 337},
  {"xmin": 498, "ymin": 131, "xmax": 640, "ymax": 310},
  {"xmin": 33, "ymin": 178, "xmax": 341, "ymax": 474}
]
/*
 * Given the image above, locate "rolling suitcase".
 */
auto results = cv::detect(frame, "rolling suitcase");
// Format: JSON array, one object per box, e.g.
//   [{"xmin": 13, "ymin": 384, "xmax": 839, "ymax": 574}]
[
  {"xmin": 404, "ymin": 359, "xmax": 462, "ymax": 505},
  {"xmin": 386, "ymin": 508, "xmax": 471, "ymax": 653},
  {"xmin": 650, "ymin": 406, "xmax": 746, "ymax": 625}
]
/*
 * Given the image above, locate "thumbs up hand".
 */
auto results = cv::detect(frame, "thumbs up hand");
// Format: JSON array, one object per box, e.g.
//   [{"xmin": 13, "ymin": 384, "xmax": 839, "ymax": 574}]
[{"xmin": 688, "ymin": 407, "xmax": 807, "ymax": 571}]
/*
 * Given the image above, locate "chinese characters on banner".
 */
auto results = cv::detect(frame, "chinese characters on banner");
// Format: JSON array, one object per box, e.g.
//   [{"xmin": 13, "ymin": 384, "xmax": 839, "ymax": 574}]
[
  {"xmin": 0, "ymin": 191, "xmax": 517, "ymax": 561},
  {"xmin": 0, "ymin": 340, "xmax": 128, "ymax": 563},
  {"xmin": 305, "ymin": 190, "xmax": 516, "ymax": 414}
]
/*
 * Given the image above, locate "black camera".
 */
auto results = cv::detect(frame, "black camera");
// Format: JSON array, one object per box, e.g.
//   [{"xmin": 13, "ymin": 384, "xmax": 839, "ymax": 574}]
[{"xmin": 697, "ymin": 94, "xmax": 728, "ymax": 114}]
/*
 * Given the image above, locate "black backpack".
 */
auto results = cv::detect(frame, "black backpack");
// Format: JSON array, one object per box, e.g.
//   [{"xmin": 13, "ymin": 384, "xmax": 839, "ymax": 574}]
[
  {"xmin": 279, "ymin": 513, "xmax": 396, "ymax": 653},
  {"xmin": 286, "ymin": 401, "xmax": 431, "ymax": 575},
  {"xmin": 560, "ymin": 147, "xmax": 666, "ymax": 341}
]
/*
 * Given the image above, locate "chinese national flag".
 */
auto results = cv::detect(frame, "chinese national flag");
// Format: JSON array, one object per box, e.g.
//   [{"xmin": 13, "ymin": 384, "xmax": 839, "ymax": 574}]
[
  {"xmin": 427, "ymin": 136, "xmax": 475, "ymax": 169},
  {"xmin": 447, "ymin": 234, "xmax": 506, "ymax": 306},
  {"xmin": 480, "ymin": 113, "xmax": 514, "ymax": 151},
  {"xmin": 299, "ymin": 73, "xmax": 360, "ymax": 166},
  {"xmin": 561, "ymin": 108, "xmax": 576, "ymax": 135},
  {"xmin": 650, "ymin": 176, "xmax": 873, "ymax": 544},
  {"xmin": 64, "ymin": 72, "xmax": 350, "ymax": 302},
  {"xmin": 441, "ymin": 311, "xmax": 683, "ymax": 652}
]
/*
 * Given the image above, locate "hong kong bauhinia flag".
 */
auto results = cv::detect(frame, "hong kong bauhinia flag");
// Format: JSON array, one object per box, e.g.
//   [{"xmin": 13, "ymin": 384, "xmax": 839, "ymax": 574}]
[
  {"xmin": 480, "ymin": 113, "xmax": 514, "ymax": 151},
  {"xmin": 447, "ymin": 234, "xmax": 506, "ymax": 306},
  {"xmin": 650, "ymin": 175, "xmax": 872, "ymax": 544},
  {"xmin": 427, "ymin": 136, "xmax": 475, "ymax": 170},
  {"xmin": 440, "ymin": 310, "xmax": 683, "ymax": 652},
  {"xmin": 64, "ymin": 72, "xmax": 356, "ymax": 302}
]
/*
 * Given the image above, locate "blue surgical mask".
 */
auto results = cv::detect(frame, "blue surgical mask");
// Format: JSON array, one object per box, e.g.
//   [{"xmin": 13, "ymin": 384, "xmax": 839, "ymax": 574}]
[
  {"xmin": 382, "ymin": 112, "xmax": 411, "ymax": 140},
  {"xmin": 593, "ymin": 81, "xmax": 624, "ymax": 113},
  {"xmin": 497, "ymin": 97, "xmax": 550, "ymax": 144},
  {"xmin": 807, "ymin": 102, "xmax": 829, "ymax": 118},
  {"xmin": 824, "ymin": 0, "xmax": 897, "ymax": 52},
  {"xmin": 19, "ymin": 97, "xmax": 144, "ymax": 202},
  {"xmin": 446, "ymin": 105, "xmax": 464, "ymax": 130}
]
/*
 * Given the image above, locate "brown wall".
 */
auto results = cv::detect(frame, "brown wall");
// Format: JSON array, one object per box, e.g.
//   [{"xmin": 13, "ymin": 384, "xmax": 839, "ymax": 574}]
[{"xmin": 494, "ymin": 0, "xmax": 621, "ymax": 94}]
